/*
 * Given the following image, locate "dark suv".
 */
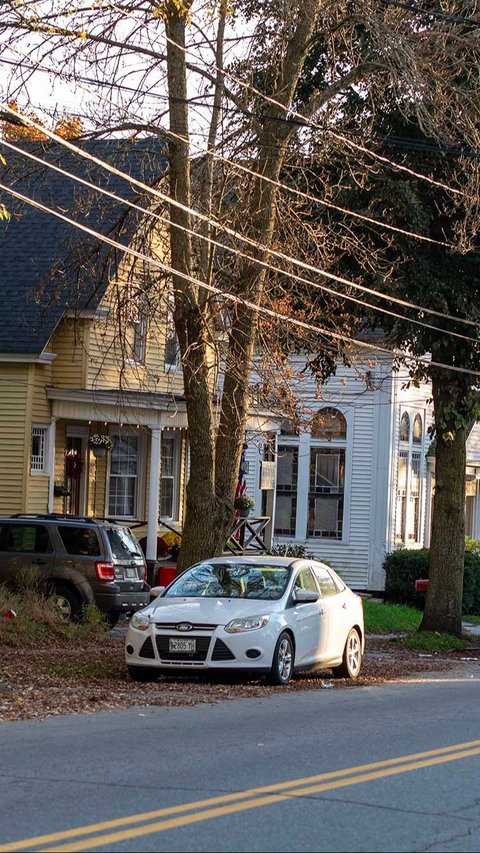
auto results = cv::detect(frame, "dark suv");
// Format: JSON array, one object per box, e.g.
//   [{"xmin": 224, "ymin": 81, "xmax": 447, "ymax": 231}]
[{"xmin": 0, "ymin": 514, "xmax": 150, "ymax": 626}]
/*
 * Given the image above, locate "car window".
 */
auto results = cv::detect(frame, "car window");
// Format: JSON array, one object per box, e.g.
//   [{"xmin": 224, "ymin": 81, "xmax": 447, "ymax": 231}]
[
  {"xmin": 293, "ymin": 567, "xmax": 318, "ymax": 593},
  {"xmin": 106, "ymin": 527, "xmax": 143, "ymax": 560},
  {"xmin": 0, "ymin": 523, "xmax": 53, "ymax": 553},
  {"xmin": 314, "ymin": 566, "xmax": 338, "ymax": 597},
  {"xmin": 58, "ymin": 525, "xmax": 101, "ymax": 556},
  {"xmin": 165, "ymin": 562, "xmax": 291, "ymax": 599}
]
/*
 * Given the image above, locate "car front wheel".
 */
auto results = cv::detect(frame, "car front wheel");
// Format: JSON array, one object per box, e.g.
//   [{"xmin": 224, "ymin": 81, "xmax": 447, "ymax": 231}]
[
  {"xmin": 332, "ymin": 628, "xmax": 362, "ymax": 679},
  {"xmin": 266, "ymin": 631, "xmax": 294, "ymax": 685}
]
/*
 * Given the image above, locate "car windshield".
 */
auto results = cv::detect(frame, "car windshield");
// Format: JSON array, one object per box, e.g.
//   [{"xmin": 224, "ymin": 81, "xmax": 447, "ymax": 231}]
[{"xmin": 164, "ymin": 562, "xmax": 291, "ymax": 600}]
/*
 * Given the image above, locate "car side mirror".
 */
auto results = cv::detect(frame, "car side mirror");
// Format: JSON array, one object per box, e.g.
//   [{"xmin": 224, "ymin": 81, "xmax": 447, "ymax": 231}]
[
  {"xmin": 150, "ymin": 585, "xmax": 166, "ymax": 599},
  {"xmin": 293, "ymin": 589, "xmax": 320, "ymax": 603}
]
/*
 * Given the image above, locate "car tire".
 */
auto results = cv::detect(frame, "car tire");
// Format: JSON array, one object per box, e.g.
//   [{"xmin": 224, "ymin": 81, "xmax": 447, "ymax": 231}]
[
  {"xmin": 266, "ymin": 631, "xmax": 294, "ymax": 685},
  {"xmin": 51, "ymin": 584, "xmax": 82, "ymax": 621},
  {"xmin": 332, "ymin": 628, "xmax": 362, "ymax": 680},
  {"xmin": 127, "ymin": 665, "xmax": 160, "ymax": 683}
]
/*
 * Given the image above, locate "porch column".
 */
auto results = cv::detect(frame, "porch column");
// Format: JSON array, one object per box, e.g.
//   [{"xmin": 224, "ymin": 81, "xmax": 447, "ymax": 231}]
[
  {"xmin": 146, "ymin": 427, "xmax": 162, "ymax": 566},
  {"xmin": 47, "ymin": 417, "xmax": 57, "ymax": 513}
]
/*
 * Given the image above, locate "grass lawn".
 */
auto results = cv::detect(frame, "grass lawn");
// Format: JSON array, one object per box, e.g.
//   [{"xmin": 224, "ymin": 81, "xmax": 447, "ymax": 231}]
[
  {"xmin": 363, "ymin": 599, "xmax": 422, "ymax": 633},
  {"xmin": 363, "ymin": 598, "xmax": 467, "ymax": 652}
]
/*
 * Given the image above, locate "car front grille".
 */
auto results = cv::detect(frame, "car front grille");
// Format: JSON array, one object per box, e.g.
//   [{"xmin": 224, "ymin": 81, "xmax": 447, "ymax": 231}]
[
  {"xmin": 154, "ymin": 622, "xmax": 218, "ymax": 631},
  {"xmin": 138, "ymin": 637, "xmax": 155, "ymax": 659},
  {"xmin": 155, "ymin": 636, "xmax": 211, "ymax": 662},
  {"xmin": 211, "ymin": 639, "xmax": 235, "ymax": 661}
]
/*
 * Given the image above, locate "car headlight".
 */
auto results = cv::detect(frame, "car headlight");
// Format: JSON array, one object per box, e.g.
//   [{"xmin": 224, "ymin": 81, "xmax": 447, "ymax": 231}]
[
  {"xmin": 224, "ymin": 615, "xmax": 269, "ymax": 633},
  {"xmin": 130, "ymin": 611, "xmax": 150, "ymax": 631}
]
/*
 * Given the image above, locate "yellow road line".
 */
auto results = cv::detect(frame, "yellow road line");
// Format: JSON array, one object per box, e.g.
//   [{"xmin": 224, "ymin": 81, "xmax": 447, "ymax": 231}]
[{"xmin": 2, "ymin": 738, "xmax": 480, "ymax": 852}]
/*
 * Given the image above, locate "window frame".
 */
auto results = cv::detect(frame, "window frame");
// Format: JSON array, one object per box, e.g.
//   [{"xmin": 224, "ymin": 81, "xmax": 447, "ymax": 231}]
[
  {"xmin": 107, "ymin": 428, "xmax": 146, "ymax": 521},
  {"xmin": 395, "ymin": 409, "xmax": 425, "ymax": 545},
  {"xmin": 31, "ymin": 425, "xmax": 49, "ymax": 475}
]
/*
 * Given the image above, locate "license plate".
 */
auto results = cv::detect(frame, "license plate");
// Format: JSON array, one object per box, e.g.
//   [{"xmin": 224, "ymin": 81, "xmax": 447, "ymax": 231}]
[
  {"xmin": 169, "ymin": 638, "xmax": 196, "ymax": 652},
  {"xmin": 125, "ymin": 567, "xmax": 137, "ymax": 578}
]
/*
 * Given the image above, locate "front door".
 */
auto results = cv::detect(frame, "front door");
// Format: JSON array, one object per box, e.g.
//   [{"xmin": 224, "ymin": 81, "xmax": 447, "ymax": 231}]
[{"xmin": 65, "ymin": 435, "xmax": 86, "ymax": 515}]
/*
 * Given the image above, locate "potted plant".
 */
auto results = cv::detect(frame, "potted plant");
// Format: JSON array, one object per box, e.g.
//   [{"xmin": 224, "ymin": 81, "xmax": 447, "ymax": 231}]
[
  {"xmin": 234, "ymin": 494, "xmax": 255, "ymax": 517},
  {"xmin": 88, "ymin": 433, "xmax": 115, "ymax": 458}
]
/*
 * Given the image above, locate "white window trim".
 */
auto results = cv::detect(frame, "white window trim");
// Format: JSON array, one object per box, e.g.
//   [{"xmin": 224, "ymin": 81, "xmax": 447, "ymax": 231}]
[
  {"xmin": 159, "ymin": 432, "xmax": 181, "ymax": 522},
  {"xmin": 106, "ymin": 428, "xmax": 146, "ymax": 521},
  {"xmin": 395, "ymin": 407, "xmax": 426, "ymax": 546},
  {"xmin": 31, "ymin": 424, "xmax": 49, "ymax": 475},
  {"xmin": 275, "ymin": 408, "xmax": 352, "ymax": 545}
]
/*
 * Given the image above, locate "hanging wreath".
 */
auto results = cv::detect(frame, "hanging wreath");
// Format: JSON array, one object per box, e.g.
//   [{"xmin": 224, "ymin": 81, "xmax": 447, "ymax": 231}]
[{"xmin": 66, "ymin": 453, "xmax": 84, "ymax": 480}]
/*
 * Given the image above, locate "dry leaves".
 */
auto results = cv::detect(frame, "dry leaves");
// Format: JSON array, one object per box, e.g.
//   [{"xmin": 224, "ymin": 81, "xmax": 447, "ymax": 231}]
[{"xmin": 0, "ymin": 630, "xmax": 478, "ymax": 722}]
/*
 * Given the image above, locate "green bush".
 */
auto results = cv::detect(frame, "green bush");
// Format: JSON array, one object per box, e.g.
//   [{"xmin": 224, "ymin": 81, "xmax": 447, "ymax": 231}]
[
  {"xmin": 383, "ymin": 541, "xmax": 480, "ymax": 615},
  {"xmin": 269, "ymin": 543, "xmax": 316, "ymax": 559}
]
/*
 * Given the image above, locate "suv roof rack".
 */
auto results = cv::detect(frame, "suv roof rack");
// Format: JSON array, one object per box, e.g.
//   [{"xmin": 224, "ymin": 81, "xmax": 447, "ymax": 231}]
[{"xmin": 10, "ymin": 513, "xmax": 100, "ymax": 523}]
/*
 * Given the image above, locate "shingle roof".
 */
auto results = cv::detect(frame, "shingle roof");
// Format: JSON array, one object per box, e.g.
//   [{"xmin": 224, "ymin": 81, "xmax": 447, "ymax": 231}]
[{"xmin": 0, "ymin": 138, "xmax": 166, "ymax": 355}]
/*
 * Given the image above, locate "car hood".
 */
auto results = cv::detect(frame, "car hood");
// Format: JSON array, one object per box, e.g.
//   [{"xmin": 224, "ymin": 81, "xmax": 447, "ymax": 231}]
[{"xmin": 148, "ymin": 596, "xmax": 281, "ymax": 626}]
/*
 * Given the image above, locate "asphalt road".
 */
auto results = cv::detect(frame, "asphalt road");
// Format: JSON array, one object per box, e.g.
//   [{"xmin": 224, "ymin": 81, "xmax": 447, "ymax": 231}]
[{"xmin": 1, "ymin": 671, "xmax": 480, "ymax": 852}]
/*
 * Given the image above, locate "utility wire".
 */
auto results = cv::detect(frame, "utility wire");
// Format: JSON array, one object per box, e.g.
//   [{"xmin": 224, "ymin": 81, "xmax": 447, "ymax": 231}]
[
  {"xmin": 0, "ymin": 45, "xmax": 455, "ymax": 250},
  {"xmin": 1, "ymin": 178, "xmax": 480, "ymax": 379},
  {"xmin": 2, "ymin": 102, "xmax": 478, "ymax": 333},
  {"xmin": 2, "ymin": 135, "xmax": 478, "ymax": 348}
]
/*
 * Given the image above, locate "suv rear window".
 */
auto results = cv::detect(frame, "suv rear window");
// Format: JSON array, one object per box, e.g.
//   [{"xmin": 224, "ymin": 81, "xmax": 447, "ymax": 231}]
[
  {"xmin": 106, "ymin": 527, "xmax": 143, "ymax": 560},
  {"xmin": 58, "ymin": 525, "xmax": 101, "ymax": 556}
]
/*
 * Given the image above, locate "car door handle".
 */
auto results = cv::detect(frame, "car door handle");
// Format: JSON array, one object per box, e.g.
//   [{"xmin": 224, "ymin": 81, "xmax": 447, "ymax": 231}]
[
  {"xmin": 319, "ymin": 608, "xmax": 326, "ymax": 617},
  {"xmin": 32, "ymin": 559, "xmax": 48, "ymax": 566}
]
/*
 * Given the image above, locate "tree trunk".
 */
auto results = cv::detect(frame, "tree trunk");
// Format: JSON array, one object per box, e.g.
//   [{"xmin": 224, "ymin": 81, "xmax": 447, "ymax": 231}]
[
  {"xmin": 419, "ymin": 372, "xmax": 467, "ymax": 637},
  {"xmin": 165, "ymin": 0, "xmax": 323, "ymax": 569}
]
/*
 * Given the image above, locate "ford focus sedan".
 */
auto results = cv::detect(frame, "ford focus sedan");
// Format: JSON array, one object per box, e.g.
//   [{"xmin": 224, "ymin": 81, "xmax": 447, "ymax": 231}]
[{"xmin": 125, "ymin": 556, "xmax": 364, "ymax": 685}]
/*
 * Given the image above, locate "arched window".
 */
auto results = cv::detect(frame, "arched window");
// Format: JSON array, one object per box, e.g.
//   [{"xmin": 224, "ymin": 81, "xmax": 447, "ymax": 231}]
[
  {"xmin": 311, "ymin": 408, "xmax": 346, "ymax": 441},
  {"xmin": 399, "ymin": 412, "xmax": 410, "ymax": 442},
  {"xmin": 396, "ymin": 411, "xmax": 423, "ymax": 545},
  {"xmin": 413, "ymin": 414, "xmax": 422, "ymax": 444},
  {"xmin": 308, "ymin": 408, "xmax": 347, "ymax": 539}
]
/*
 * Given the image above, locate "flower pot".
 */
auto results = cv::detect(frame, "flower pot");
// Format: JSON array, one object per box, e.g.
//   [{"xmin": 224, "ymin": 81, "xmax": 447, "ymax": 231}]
[
  {"xmin": 238, "ymin": 508, "xmax": 250, "ymax": 518},
  {"xmin": 91, "ymin": 447, "xmax": 107, "ymax": 458}
]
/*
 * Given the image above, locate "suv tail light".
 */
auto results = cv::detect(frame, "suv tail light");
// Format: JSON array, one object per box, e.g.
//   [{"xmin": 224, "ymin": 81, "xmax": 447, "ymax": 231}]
[{"xmin": 95, "ymin": 561, "xmax": 115, "ymax": 582}]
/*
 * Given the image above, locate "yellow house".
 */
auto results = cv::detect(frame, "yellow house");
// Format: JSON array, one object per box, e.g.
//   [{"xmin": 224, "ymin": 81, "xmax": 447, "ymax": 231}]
[{"xmin": 0, "ymin": 138, "xmax": 188, "ymax": 569}]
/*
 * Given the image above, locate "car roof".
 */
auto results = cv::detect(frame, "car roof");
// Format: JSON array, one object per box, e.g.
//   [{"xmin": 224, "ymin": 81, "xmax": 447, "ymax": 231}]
[
  {"xmin": 4, "ymin": 514, "xmax": 124, "ymax": 527},
  {"xmin": 196, "ymin": 555, "xmax": 306, "ymax": 569}
]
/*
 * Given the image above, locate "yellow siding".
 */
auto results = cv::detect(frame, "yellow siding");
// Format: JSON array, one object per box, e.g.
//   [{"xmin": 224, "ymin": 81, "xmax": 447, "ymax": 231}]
[
  {"xmin": 0, "ymin": 364, "xmax": 30, "ymax": 513},
  {"xmin": 85, "ymin": 235, "xmax": 186, "ymax": 397},
  {"xmin": 50, "ymin": 319, "xmax": 88, "ymax": 388}
]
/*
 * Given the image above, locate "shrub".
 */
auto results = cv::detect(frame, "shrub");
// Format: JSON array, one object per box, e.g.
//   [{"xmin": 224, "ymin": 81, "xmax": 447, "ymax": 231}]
[
  {"xmin": 269, "ymin": 543, "xmax": 316, "ymax": 559},
  {"xmin": 383, "ymin": 543, "xmax": 480, "ymax": 615}
]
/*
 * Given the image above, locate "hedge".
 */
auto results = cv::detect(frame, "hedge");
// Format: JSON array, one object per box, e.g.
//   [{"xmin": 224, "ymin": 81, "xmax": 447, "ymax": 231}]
[{"xmin": 383, "ymin": 541, "xmax": 480, "ymax": 614}]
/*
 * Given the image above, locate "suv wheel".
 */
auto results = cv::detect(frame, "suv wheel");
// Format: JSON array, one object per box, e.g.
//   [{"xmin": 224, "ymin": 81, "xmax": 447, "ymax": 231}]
[{"xmin": 51, "ymin": 584, "xmax": 82, "ymax": 621}]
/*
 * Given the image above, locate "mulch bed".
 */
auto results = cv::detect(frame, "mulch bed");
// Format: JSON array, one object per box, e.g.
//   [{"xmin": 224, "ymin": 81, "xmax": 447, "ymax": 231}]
[{"xmin": 1, "ymin": 633, "xmax": 479, "ymax": 722}]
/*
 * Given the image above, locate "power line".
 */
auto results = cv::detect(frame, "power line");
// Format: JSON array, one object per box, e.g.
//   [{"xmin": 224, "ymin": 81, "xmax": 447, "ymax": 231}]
[
  {"xmin": 2, "ymin": 177, "xmax": 480, "ymax": 380},
  {"xmin": 1, "ymin": 45, "xmax": 455, "ymax": 251},
  {"xmin": 2, "ymin": 102, "xmax": 477, "ymax": 334},
  {"xmin": 3, "ymin": 135, "xmax": 479, "ymax": 348}
]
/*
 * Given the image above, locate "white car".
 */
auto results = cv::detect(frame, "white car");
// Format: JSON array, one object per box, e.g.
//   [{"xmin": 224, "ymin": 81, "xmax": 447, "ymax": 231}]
[{"xmin": 125, "ymin": 556, "xmax": 364, "ymax": 685}]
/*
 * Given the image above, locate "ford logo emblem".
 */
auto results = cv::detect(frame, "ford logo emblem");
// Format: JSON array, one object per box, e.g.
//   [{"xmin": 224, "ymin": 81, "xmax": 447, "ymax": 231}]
[{"xmin": 176, "ymin": 622, "xmax": 193, "ymax": 632}]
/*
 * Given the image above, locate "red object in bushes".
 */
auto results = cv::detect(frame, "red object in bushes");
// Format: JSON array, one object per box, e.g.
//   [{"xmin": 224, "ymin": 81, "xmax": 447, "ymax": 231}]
[
  {"xmin": 3, "ymin": 609, "xmax": 17, "ymax": 619},
  {"xmin": 156, "ymin": 565, "xmax": 177, "ymax": 587},
  {"xmin": 415, "ymin": 578, "xmax": 429, "ymax": 594}
]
